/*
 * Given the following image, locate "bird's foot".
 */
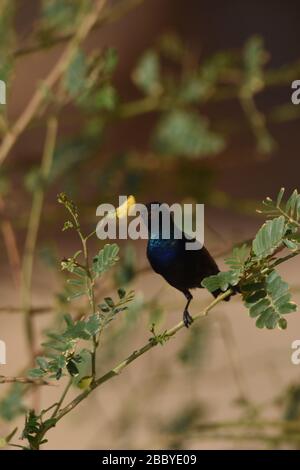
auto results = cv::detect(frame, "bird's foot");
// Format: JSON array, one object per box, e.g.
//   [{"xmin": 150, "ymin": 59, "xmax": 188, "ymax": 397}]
[{"xmin": 183, "ymin": 309, "xmax": 194, "ymax": 328}]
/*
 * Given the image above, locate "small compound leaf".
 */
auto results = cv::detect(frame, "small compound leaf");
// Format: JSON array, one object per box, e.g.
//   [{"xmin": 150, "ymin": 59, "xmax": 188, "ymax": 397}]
[{"xmin": 252, "ymin": 216, "xmax": 286, "ymax": 258}]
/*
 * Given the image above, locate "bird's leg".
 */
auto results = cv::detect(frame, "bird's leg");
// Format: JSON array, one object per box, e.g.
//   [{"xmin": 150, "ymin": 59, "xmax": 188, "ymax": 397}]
[{"xmin": 183, "ymin": 290, "xmax": 193, "ymax": 328}]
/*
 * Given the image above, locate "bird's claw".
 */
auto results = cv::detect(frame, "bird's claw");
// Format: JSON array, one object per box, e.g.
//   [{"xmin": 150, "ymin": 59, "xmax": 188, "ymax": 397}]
[{"xmin": 183, "ymin": 310, "xmax": 193, "ymax": 328}]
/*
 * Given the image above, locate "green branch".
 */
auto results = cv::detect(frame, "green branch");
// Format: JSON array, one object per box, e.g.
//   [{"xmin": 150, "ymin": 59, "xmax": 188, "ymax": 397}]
[
  {"xmin": 55, "ymin": 289, "xmax": 232, "ymax": 423},
  {"xmin": 21, "ymin": 117, "xmax": 58, "ymax": 362},
  {"xmin": 29, "ymin": 289, "xmax": 231, "ymax": 449}
]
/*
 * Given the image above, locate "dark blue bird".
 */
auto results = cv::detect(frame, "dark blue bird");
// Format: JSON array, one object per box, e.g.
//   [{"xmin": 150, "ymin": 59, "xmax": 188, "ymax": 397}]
[{"xmin": 142, "ymin": 202, "xmax": 229, "ymax": 328}]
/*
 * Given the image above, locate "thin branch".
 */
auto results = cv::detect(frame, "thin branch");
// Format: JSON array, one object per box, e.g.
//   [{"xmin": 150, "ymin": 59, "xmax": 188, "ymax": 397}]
[
  {"xmin": 194, "ymin": 419, "xmax": 300, "ymax": 432},
  {"xmin": 0, "ymin": 305, "xmax": 53, "ymax": 314},
  {"xmin": 170, "ymin": 419, "xmax": 300, "ymax": 446},
  {"xmin": 119, "ymin": 96, "xmax": 167, "ymax": 118},
  {"xmin": 186, "ymin": 431, "xmax": 300, "ymax": 445},
  {"xmin": 0, "ymin": 375, "xmax": 54, "ymax": 386},
  {"xmin": 117, "ymin": 59, "xmax": 300, "ymax": 120},
  {"xmin": 239, "ymin": 90, "xmax": 275, "ymax": 157},
  {"xmin": 55, "ymin": 290, "xmax": 232, "ymax": 423},
  {"xmin": 77, "ymin": 229, "xmax": 98, "ymax": 380},
  {"xmin": 13, "ymin": 0, "xmax": 144, "ymax": 58},
  {"xmin": 21, "ymin": 117, "xmax": 58, "ymax": 363},
  {"xmin": 29, "ymin": 290, "xmax": 231, "ymax": 447},
  {"xmin": 0, "ymin": 195, "xmax": 21, "ymax": 289},
  {"xmin": 0, "ymin": 0, "xmax": 107, "ymax": 167},
  {"xmin": 51, "ymin": 379, "xmax": 72, "ymax": 418},
  {"xmin": 272, "ymin": 250, "xmax": 300, "ymax": 268}
]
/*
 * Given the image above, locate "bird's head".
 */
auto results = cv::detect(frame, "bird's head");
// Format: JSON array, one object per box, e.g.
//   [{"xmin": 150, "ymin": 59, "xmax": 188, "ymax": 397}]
[
  {"xmin": 110, "ymin": 197, "xmax": 175, "ymax": 238},
  {"xmin": 141, "ymin": 201, "xmax": 176, "ymax": 238},
  {"xmin": 142, "ymin": 201, "xmax": 164, "ymax": 222}
]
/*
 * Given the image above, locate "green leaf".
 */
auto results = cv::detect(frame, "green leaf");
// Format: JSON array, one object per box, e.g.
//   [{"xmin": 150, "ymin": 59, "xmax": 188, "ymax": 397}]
[
  {"xmin": 62, "ymin": 220, "xmax": 74, "ymax": 231},
  {"xmin": 242, "ymin": 270, "xmax": 297, "ymax": 329},
  {"xmin": 66, "ymin": 278, "xmax": 85, "ymax": 287},
  {"xmin": 85, "ymin": 314, "xmax": 101, "ymax": 336},
  {"xmin": 36, "ymin": 357, "xmax": 49, "ymax": 371},
  {"xmin": 248, "ymin": 298, "xmax": 269, "ymax": 318},
  {"xmin": 260, "ymin": 188, "xmax": 300, "ymax": 226},
  {"xmin": 62, "ymin": 314, "xmax": 101, "ymax": 341},
  {"xmin": 102, "ymin": 47, "xmax": 118, "ymax": 75},
  {"xmin": 252, "ymin": 216, "xmax": 286, "ymax": 258},
  {"xmin": 97, "ymin": 290, "xmax": 135, "ymax": 331},
  {"xmin": 286, "ymin": 189, "xmax": 298, "ymax": 217},
  {"xmin": 63, "ymin": 314, "xmax": 74, "ymax": 328},
  {"xmin": 104, "ymin": 297, "xmax": 114, "ymax": 308},
  {"xmin": 283, "ymin": 239, "xmax": 299, "ymax": 251},
  {"xmin": 42, "ymin": 0, "xmax": 84, "ymax": 31},
  {"xmin": 91, "ymin": 84, "xmax": 118, "ymax": 111},
  {"xmin": 178, "ymin": 75, "xmax": 208, "ymax": 104},
  {"xmin": 28, "ymin": 368, "xmax": 46, "ymax": 378},
  {"xmin": 24, "ymin": 167, "xmax": 45, "ymax": 192},
  {"xmin": 243, "ymin": 35, "xmax": 266, "ymax": 91},
  {"xmin": 158, "ymin": 33, "xmax": 185, "ymax": 62},
  {"xmin": 64, "ymin": 49, "xmax": 87, "ymax": 98},
  {"xmin": 99, "ymin": 303, "xmax": 110, "ymax": 313},
  {"xmin": 118, "ymin": 288, "xmax": 126, "ymax": 299},
  {"xmin": 152, "ymin": 110, "xmax": 225, "ymax": 158},
  {"xmin": 65, "ymin": 320, "xmax": 90, "ymax": 340},
  {"xmin": 67, "ymin": 291, "xmax": 86, "ymax": 301},
  {"xmin": 132, "ymin": 50, "xmax": 161, "ymax": 96},
  {"xmin": 276, "ymin": 187, "xmax": 285, "ymax": 207},
  {"xmin": 0, "ymin": 1, "xmax": 16, "ymax": 84},
  {"xmin": 0, "ymin": 384, "xmax": 26, "ymax": 421},
  {"xmin": 201, "ymin": 271, "xmax": 238, "ymax": 293},
  {"xmin": 23, "ymin": 410, "xmax": 39, "ymax": 438},
  {"xmin": 225, "ymin": 244, "xmax": 249, "ymax": 274},
  {"xmin": 284, "ymin": 189, "xmax": 300, "ymax": 222},
  {"xmin": 92, "ymin": 243, "xmax": 120, "ymax": 277}
]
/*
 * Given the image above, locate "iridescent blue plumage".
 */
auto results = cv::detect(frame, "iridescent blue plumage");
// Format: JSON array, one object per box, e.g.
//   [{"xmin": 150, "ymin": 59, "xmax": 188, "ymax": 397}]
[
  {"xmin": 147, "ymin": 237, "xmax": 179, "ymax": 266},
  {"xmin": 144, "ymin": 202, "xmax": 231, "ymax": 327}
]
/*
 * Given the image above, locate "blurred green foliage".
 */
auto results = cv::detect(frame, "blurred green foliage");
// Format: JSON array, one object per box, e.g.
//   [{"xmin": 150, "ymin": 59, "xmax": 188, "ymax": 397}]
[
  {"xmin": 152, "ymin": 110, "xmax": 225, "ymax": 157},
  {"xmin": 0, "ymin": 0, "xmax": 300, "ymax": 450},
  {"xmin": 0, "ymin": 385, "xmax": 26, "ymax": 421},
  {"xmin": 40, "ymin": 0, "xmax": 90, "ymax": 37}
]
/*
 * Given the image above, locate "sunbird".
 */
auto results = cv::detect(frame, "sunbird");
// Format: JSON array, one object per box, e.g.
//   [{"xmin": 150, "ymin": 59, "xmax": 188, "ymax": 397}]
[
  {"xmin": 141, "ymin": 202, "xmax": 229, "ymax": 327},
  {"xmin": 113, "ymin": 197, "xmax": 231, "ymax": 328}
]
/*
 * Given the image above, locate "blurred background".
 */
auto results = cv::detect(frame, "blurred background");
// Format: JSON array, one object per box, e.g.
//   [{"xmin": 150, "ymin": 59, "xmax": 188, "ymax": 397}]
[{"xmin": 0, "ymin": 0, "xmax": 300, "ymax": 449}]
